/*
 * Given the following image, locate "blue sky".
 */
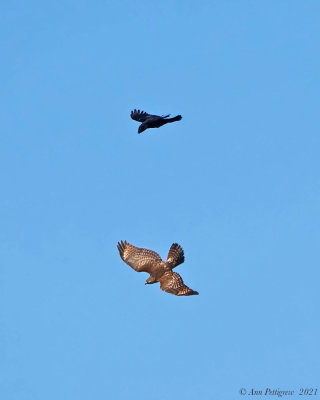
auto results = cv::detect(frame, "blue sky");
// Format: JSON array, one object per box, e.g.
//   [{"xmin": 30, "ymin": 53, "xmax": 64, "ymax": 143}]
[{"xmin": 1, "ymin": 1, "xmax": 319, "ymax": 399}]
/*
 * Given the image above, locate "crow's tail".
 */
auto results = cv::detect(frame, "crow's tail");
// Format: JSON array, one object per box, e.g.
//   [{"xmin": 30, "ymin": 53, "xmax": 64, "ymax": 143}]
[{"xmin": 166, "ymin": 115, "xmax": 182, "ymax": 123}]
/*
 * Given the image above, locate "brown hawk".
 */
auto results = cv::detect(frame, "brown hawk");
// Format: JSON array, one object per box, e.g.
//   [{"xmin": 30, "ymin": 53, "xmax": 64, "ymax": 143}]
[
  {"xmin": 130, "ymin": 109, "xmax": 182, "ymax": 134},
  {"xmin": 117, "ymin": 241, "xmax": 199, "ymax": 296}
]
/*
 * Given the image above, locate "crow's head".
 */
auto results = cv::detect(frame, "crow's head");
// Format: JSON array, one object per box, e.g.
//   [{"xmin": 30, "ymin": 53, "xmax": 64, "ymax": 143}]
[{"xmin": 138, "ymin": 124, "xmax": 146, "ymax": 134}]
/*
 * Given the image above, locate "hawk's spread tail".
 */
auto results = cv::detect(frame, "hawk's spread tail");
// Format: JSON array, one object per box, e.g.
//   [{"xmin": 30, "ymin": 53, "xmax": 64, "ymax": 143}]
[{"xmin": 166, "ymin": 243, "xmax": 184, "ymax": 268}]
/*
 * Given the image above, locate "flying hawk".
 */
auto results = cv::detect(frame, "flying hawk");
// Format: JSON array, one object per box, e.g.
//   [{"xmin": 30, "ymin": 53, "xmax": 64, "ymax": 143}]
[
  {"xmin": 130, "ymin": 109, "xmax": 182, "ymax": 134},
  {"xmin": 117, "ymin": 241, "xmax": 198, "ymax": 296}
]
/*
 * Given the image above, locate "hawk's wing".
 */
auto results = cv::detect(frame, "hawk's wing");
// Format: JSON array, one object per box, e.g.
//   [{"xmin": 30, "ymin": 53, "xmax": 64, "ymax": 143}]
[
  {"xmin": 130, "ymin": 109, "xmax": 154, "ymax": 122},
  {"xmin": 166, "ymin": 243, "xmax": 184, "ymax": 268},
  {"xmin": 159, "ymin": 271, "xmax": 198, "ymax": 296},
  {"xmin": 117, "ymin": 240, "xmax": 162, "ymax": 273}
]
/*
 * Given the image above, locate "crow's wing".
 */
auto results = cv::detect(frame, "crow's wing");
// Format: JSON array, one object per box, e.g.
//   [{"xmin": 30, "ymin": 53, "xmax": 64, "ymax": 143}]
[{"xmin": 130, "ymin": 109, "xmax": 155, "ymax": 122}]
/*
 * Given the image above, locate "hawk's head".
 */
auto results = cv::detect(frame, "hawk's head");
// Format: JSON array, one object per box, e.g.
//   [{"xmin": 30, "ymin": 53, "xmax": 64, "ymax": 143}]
[{"xmin": 145, "ymin": 276, "xmax": 157, "ymax": 285}]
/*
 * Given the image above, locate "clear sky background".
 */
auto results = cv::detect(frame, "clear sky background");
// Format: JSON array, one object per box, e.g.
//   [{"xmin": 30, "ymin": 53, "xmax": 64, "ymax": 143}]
[{"xmin": 1, "ymin": 1, "xmax": 320, "ymax": 399}]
